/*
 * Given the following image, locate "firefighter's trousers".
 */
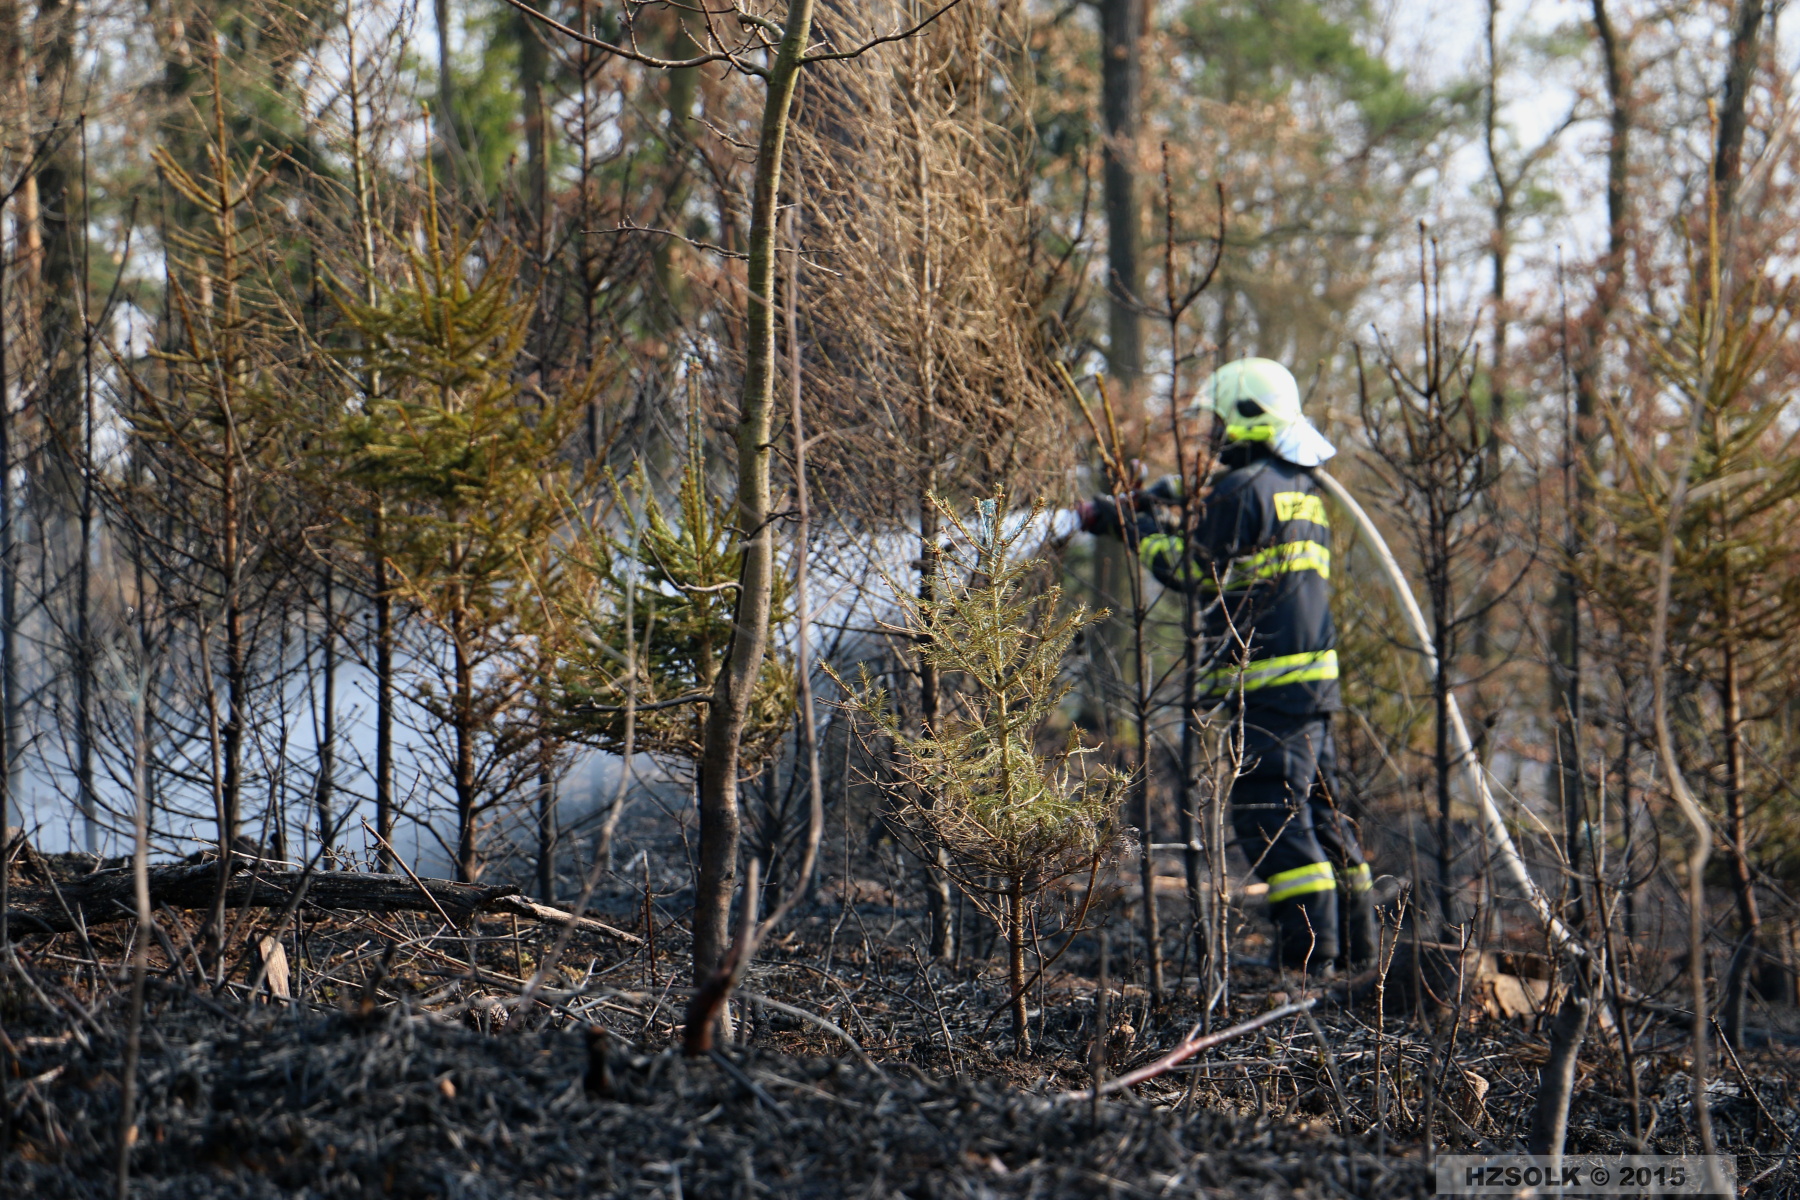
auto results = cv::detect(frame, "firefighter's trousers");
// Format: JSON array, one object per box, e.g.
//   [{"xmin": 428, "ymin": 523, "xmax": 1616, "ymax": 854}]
[{"xmin": 1230, "ymin": 713, "xmax": 1375, "ymax": 971}]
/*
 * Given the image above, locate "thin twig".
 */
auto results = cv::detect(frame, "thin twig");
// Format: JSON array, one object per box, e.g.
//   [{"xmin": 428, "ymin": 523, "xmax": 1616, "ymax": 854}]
[{"xmin": 1059, "ymin": 996, "xmax": 1319, "ymax": 1101}]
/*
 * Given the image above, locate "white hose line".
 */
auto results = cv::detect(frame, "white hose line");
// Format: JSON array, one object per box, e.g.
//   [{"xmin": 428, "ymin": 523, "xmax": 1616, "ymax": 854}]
[{"xmin": 1314, "ymin": 470, "xmax": 1586, "ymax": 957}]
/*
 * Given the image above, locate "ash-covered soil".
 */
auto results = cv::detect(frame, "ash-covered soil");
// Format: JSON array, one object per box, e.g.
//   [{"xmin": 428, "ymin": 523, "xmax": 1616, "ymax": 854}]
[{"xmin": 6, "ymin": 997, "xmax": 1431, "ymax": 1199}]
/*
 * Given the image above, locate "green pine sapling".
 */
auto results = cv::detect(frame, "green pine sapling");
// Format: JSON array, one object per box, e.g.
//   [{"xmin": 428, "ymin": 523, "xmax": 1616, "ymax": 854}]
[
  {"xmin": 553, "ymin": 399, "xmax": 795, "ymax": 783},
  {"xmin": 329, "ymin": 191, "xmax": 598, "ymax": 882},
  {"xmin": 841, "ymin": 493, "xmax": 1125, "ymax": 1055}
]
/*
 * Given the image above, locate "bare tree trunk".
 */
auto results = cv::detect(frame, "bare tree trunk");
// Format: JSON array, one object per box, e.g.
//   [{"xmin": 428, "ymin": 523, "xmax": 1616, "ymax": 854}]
[
  {"xmin": 315, "ymin": 564, "xmax": 337, "ymax": 861},
  {"xmin": 373, "ymin": 520, "xmax": 395, "ymax": 871},
  {"xmin": 517, "ymin": 5, "xmax": 547, "ymax": 249},
  {"xmin": 1556, "ymin": 0, "xmax": 1631, "ymax": 921},
  {"xmin": 115, "ymin": 665, "xmax": 152, "ymax": 1200},
  {"xmin": 1648, "ymin": 353, "xmax": 1722, "ymax": 1183},
  {"xmin": 1720, "ymin": 632, "xmax": 1759, "ymax": 1051},
  {"xmin": 785, "ymin": 201, "xmax": 825, "ymax": 920},
  {"xmin": 453, "ymin": 608, "xmax": 478, "ymax": 883},
  {"xmin": 1527, "ymin": 989, "xmax": 1591, "ymax": 1158},
  {"xmin": 75, "ymin": 165, "xmax": 94, "ymax": 851},
  {"xmin": 899, "ymin": 46, "xmax": 955, "ymax": 962},
  {"xmin": 1, "ymin": 0, "xmax": 42, "ymax": 300},
  {"xmin": 692, "ymin": 0, "xmax": 817, "ymax": 983},
  {"xmin": 650, "ymin": 11, "xmax": 696, "ymax": 328},
  {"xmin": 1131, "ymin": 581, "xmax": 1163, "ymax": 1005},
  {"xmin": 0, "ymin": 199, "xmax": 13, "ymax": 840},
  {"xmin": 1713, "ymin": 0, "xmax": 1765, "ymax": 223},
  {"xmin": 1470, "ymin": 0, "xmax": 1511, "ymax": 670},
  {"xmin": 1099, "ymin": 0, "xmax": 1143, "ymax": 392},
  {"xmin": 1009, "ymin": 875, "xmax": 1029, "ymax": 1054},
  {"xmin": 0, "ymin": 2, "xmax": 32, "ymax": 848},
  {"xmin": 0, "ymin": 6, "xmax": 33, "ymax": 846},
  {"xmin": 536, "ymin": 739, "xmax": 557, "ymax": 901},
  {"xmin": 1101, "ymin": 0, "xmax": 1156, "ymax": 996},
  {"xmin": 433, "ymin": 0, "xmax": 459, "ymax": 181},
  {"xmin": 1094, "ymin": 0, "xmax": 1144, "ymax": 687},
  {"xmin": 33, "ymin": 0, "xmax": 73, "ymax": 358},
  {"xmin": 917, "ymin": 444, "xmax": 954, "ymax": 959}
]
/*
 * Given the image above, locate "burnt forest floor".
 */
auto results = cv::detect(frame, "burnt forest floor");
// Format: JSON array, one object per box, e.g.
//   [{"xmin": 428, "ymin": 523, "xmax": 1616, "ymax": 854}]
[{"xmin": 4, "ymin": 863, "xmax": 1800, "ymax": 1197}]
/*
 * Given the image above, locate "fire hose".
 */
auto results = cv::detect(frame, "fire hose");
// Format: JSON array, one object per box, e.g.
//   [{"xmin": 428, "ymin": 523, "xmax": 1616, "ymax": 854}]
[{"xmin": 1313, "ymin": 470, "xmax": 1585, "ymax": 958}]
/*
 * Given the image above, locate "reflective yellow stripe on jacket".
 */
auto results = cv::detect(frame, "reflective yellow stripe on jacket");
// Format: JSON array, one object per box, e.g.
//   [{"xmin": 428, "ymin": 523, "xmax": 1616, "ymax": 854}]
[
  {"xmin": 1203, "ymin": 649, "xmax": 1338, "ymax": 696},
  {"xmin": 1224, "ymin": 539, "xmax": 1331, "ymax": 587},
  {"xmin": 1138, "ymin": 535, "xmax": 1331, "ymax": 589},
  {"xmin": 1340, "ymin": 862, "xmax": 1372, "ymax": 893},
  {"xmin": 1266, "ymin": 862, "xmax": 1336, "ymax": 903}
]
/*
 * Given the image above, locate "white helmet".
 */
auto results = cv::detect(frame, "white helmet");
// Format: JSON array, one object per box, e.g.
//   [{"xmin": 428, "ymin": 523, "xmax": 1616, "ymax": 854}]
[{"xmin": 1185, "ymin": 357, "xmax": 1336, "ymax": 467}]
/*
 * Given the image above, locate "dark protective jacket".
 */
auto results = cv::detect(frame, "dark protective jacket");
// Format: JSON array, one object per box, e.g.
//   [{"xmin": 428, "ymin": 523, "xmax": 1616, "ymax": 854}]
[{"xmin": 1104, "ymin": 443, "xmax": 1340, "ymax": 715}]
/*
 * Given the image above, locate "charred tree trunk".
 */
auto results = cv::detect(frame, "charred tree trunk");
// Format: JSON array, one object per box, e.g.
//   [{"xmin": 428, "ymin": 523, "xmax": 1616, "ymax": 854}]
[
  {"xmin": 1431, "ymin": 509, "xmax": 1455, "ymax": 929},
  {"xmin": 918, "ymin": 488, "xmax": 955, "ymax": 960},
  {"xmin": 1131, "ymin": 575, "xmax": 1163, "ymax": 1005},
  {"xmin": 453, "ymin": 604, "xmax": 478, "ymax": 883},
  {"xmin": 1178, "ymin": 587, "xmax": 1207, "ymax": 997},
  {"xmin": 34, "ymin": 0, "xmax": 80, "ymax": 492},
  {"xmin": 74, "ymin": 150, "xmax": 94, "ymax": 851},
  {"xmin": 1553, "ymin": 353, "xmax": 1586, "ymax": 931},
  {"xmin": 221, "ymin": 391, "xmax": 245, "ymax": 909}
]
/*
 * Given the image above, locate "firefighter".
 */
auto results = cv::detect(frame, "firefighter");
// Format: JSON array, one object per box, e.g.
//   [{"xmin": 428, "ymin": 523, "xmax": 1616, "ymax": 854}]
[{"xmin": 1078, "ymin": 357, "xmax": 1376, "ymax": 974}]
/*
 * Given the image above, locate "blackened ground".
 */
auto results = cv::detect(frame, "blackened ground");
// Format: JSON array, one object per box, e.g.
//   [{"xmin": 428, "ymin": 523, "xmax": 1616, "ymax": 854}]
[{"xmin": 5, "ymin": 995, "xmax": 1432, "ymax": 1199}]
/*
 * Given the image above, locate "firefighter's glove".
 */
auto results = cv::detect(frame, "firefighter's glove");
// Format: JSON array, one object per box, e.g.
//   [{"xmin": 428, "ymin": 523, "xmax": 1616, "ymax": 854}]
[
  {"xmin": 1076, "ymin": 496, "xmax": 1116, "ymax": 536},
  {"xmin": 1078, "ymin": 495, "xmax": 1159, "ymax": 542},
  {"xmin": 1144, "ymin": 473, "xmax": 1185, "ymax": 505}
]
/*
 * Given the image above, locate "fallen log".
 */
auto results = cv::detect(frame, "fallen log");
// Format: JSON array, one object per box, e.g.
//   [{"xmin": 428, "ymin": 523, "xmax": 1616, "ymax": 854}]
[{"xmin": 1, "ymin": 864, "xmax": 641, "ymax": 946}]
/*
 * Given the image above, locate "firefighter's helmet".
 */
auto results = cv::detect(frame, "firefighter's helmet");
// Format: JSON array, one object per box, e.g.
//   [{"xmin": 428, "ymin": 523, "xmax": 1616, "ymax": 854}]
[{"xmin": 1187, "ymin": 357, "xmax": 1336, "ymax": 467}]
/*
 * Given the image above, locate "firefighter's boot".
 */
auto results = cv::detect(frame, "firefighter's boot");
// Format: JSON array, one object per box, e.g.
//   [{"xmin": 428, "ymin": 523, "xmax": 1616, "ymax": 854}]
[
  {"xmin": 1269, "ymin": 888, "xmax": 1339, "ymax": 974},
  {"xmin": 1341, "ymin": 887, "xmax": 1378, "ymax": 969},
  {"xmin": 1333, "ymin": 862, "xmax": 1377, "ymax": 969}
]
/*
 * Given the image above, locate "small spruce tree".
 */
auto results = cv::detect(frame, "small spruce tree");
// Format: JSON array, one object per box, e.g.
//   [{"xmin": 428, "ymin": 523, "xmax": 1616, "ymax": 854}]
[
  {"xmin": 841, "ymin": 494, "xmax": 1125, "ymax": 1054},
  {"xmin": 553, "ymin": 402, "xmax": 795, "ymax": 781},
  {"xmin": 329, "ymin": 194, "xmax": 598, "ymax": 882}
]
